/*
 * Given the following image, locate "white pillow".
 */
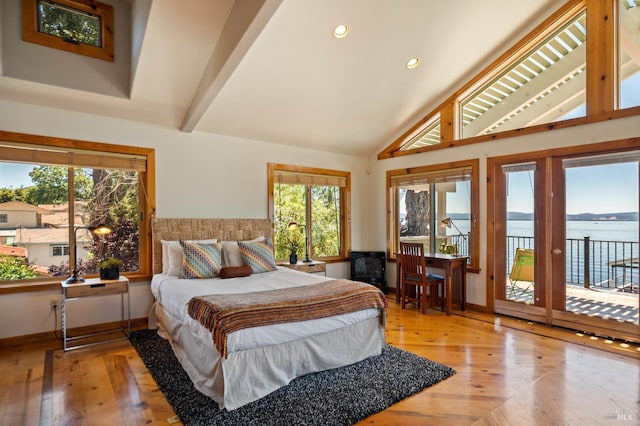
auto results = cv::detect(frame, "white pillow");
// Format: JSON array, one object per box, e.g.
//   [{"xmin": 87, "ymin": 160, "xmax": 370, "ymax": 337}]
[
  {"xmin": 221, "ymin": 236, "xmax": 265, "ymax": 268},
  {"xmin": 161, "ymin": 239, "xmax": 218, "ymax": 276}
]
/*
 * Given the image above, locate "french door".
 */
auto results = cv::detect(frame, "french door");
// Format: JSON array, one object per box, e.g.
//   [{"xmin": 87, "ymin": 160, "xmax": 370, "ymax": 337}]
[{"xmin": 488, "ymin": 141, "xmax": 640, "ymax": 342}]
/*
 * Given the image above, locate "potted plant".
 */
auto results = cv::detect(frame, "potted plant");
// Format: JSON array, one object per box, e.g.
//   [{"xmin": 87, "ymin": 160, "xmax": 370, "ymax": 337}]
[
  {"xmin": 97, "ymin": 257, "xmax": 123, "ymax": 280},
  {"xmin": 287, "ymin": 231, "xmax": 303, "ymax": 264}
]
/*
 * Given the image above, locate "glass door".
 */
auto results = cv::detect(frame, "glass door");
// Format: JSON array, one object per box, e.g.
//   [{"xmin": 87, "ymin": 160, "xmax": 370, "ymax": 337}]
[
  {"xmin": 490, "ymin": 146, "xmax": 639, "ymax": 341},
  {"xmin": 491, "ymin": 158, "xmax": 548, "ymax": 324},
  {"xmin": 551, "ymin": 152, "xmax": 639, "ymax": 338}
]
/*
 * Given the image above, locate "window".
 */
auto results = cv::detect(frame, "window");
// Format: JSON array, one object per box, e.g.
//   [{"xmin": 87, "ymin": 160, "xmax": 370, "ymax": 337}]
[
  {"xmin": 268, "ymin": 163, "xmax": 350, "ymax": 262},
  {"xmin": 461, "ymin": 10, "xmax": 587, "ymax": 138},
  {"xmin": 22, "ymin": 0, "xmax": 114, "ymax": 62},
  {"xmin": 51, "ymin": 244, "xmax": 69, "ymax": 256},
  {"xmin": 400, "ymin": 115, "xmax": 441, "ymax": 151},
  {"xmin": 387, "ymin": 160, "xmax": 479, "ymax": 270},
  {"xmin": 0, "ymin": 215, "xmax": 7, "ymax": 223},
  {"xmin": 0, "ymin": 131, "xmax": 154, "ymax": 287},
  {"xmin": 380, "ymin": 1, "xmax": 640, "ymax": 160},
  {"xmin": 619, "ymin": 0, "xmax": 640, "ymax": 109}
]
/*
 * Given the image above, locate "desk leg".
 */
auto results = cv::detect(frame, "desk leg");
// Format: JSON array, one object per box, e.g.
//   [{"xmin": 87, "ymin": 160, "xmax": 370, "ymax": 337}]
[
  {"xmin": 460, "ymin": 262, "xmax": 466, "ymax": 311},
  {"xmin": 395, "ymin": 257, "xmax": 401, "ymax": 304},
  {"xmin": 445, "ymin": 264, "xmax": 452, "ymax": 315}
]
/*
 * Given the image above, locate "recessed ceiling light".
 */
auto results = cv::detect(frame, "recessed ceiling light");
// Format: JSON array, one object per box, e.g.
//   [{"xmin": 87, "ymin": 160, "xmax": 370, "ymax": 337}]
[
  {"xmin": 334, "ymin": 24, "xmax": 348, "ymax": 39},
  {"xmin": 406, "ymin": 58, "xmax": 420, "ymax": 69}
]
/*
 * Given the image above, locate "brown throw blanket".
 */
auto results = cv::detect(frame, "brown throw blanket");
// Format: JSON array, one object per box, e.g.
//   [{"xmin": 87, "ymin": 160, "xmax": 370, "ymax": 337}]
[{"xmin": 188, "ymin": 279, "xmax": 387, "ymax": 358}]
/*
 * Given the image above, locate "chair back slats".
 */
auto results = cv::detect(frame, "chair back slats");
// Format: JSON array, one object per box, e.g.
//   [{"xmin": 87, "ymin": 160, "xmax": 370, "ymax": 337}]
[
  {"xmin": 400, "ymin": 242, "xmax": 426, "ymax": 282},
  {"xmin": 399, "ymin": 241, "xmax": 444, "ymax": 313}
]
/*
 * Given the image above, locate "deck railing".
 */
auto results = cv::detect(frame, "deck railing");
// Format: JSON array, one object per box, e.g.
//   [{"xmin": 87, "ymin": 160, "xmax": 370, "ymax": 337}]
[{"xmin": 506, "ymin": 236, "xmax": 639, "ymax": 293}]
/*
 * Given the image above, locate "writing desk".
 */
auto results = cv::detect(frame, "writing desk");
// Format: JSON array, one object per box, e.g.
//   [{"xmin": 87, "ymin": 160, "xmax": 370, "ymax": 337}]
[{"xmin": 395, "ymin": 253, "xmax": 468, "ymax": 315}]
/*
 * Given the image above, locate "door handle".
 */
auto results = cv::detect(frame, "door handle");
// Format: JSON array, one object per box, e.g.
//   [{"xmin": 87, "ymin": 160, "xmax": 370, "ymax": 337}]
[{"xmin": 552, "ymin": 248, "xmax": 562, "ymax": 254}]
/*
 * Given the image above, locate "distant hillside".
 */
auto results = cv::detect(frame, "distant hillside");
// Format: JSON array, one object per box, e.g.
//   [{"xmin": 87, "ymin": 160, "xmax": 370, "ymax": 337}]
[
  {"xmin": 448, "ymin": 212, "xmax": 638, "ymax": 221},
  {"xmin": 504, "ymin": 212, "xmax": 638, "ymax": 221}
]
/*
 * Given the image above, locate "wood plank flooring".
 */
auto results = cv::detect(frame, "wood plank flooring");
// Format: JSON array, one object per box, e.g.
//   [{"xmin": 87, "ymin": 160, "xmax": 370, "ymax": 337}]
[{"xmin": 1, "ymin": 301, "xmax": 638, "ymax": 425}]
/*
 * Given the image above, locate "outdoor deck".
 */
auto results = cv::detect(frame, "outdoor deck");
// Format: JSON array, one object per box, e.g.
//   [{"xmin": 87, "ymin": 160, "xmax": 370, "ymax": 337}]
[{"xmin": 508, "ymin": 281, "xmax": 639, "ymax": 323}]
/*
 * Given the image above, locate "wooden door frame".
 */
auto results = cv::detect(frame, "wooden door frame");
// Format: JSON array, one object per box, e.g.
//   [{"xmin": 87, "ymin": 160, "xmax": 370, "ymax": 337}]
[{"xmin": 487, "ymin": 137, "xmax": 640, "ymax": 341}]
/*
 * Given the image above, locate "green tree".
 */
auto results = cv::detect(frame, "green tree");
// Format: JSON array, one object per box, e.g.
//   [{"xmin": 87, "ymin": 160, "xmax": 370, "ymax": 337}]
[
  {"xmin": 25, "ymin": 166, "xmax": 92, "ymax": 205},
  {"xmin": 39, "ymin": 2, "xmax": 100, "ymax": 46},
  {"xmin": 274, "ymin": 184, "xmax": 342, "ymax": 259},
  {"xmin": 311, "ymin": 186, "xmax": 341, "ymax": 256},
  {"xmin": 274, "ymin": 184, "xmax": 306, "ymax": 260},
  {"xmin": 0, "ymin": 186, "xmax": 31, "ymax": 203},
  {"xmin": 87, "ymin": 170, "xmax": 140, "ymax": 272}
]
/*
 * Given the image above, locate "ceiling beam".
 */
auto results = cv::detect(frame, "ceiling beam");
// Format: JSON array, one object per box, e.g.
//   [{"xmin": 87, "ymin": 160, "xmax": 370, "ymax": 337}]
[{"xmin": 180, "ymin": 0, "xmax": 282, "ymax": 133}]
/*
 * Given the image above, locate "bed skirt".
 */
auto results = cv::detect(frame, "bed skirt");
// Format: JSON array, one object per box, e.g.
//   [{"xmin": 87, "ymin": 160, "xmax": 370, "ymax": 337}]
[{"xmin": 152, "ymin": 301, "xmax": 386, "ymax": 410}]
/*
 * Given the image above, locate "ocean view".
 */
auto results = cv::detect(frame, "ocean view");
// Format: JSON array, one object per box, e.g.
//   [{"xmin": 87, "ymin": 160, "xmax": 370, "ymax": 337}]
[
  {"xmin": 447, "ymin": 219, "xmax": 639, "ymax": 243},
  {"xmin": 445, "ymin": 219, "xmax": 639, "ymax": 287}
]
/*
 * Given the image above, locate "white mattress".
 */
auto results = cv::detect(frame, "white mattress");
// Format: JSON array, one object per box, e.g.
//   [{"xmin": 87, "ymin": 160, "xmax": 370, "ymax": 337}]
[
  {"xmin": 150, "ymin": 267, "xmax": 379, "ymax": 353},
  {"xmin": 150, "ymin": 267, "xmax": 386, "ymax": 410}
]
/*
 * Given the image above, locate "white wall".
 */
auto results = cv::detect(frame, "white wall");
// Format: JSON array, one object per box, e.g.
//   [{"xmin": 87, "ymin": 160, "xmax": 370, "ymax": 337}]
[
  {"xmin": 1, "ymin": 97, "xmax": 638, "ymax": 339},
  {"xmin": 0, "ymin": 99, "xmax": 370, "ymax": 339},
  {"xmin": 368, "ymin": 115, "xmax": 640, "ymax": 307}
]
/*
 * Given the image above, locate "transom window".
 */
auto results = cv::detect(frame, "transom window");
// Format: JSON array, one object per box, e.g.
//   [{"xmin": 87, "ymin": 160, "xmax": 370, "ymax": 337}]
[
  {"xmin": 461, "ymin": 11, "xmax": 587, "ymax": 139},
  {"xmin": 381, "ymin": 0, "xmax": 640, "ymax": 159},
  {"xmin": 22, "ymin": 0, "xmax": 115, "ymax": 61},
  {"xmin": 268, "ymin": 164, "xmax": 350, "ymax": 262}
]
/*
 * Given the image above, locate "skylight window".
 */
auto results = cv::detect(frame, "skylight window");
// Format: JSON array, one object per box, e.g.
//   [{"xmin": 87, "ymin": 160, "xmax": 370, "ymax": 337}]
[{"xmin": 22, "ymin": 0, "xmax": 114, "ymax": 61}]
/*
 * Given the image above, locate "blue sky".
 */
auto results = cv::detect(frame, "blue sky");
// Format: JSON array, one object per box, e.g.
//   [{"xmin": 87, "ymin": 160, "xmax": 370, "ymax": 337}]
[{"xmin": 503, "ymin": 162, "xmax": 639, "ymax": 214}]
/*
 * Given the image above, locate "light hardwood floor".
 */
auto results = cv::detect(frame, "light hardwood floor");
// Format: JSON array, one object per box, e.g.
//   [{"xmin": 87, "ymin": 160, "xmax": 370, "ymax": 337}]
[{"xmin": 1, "ymin": 301, "xmax": 639, "ymax": 425}]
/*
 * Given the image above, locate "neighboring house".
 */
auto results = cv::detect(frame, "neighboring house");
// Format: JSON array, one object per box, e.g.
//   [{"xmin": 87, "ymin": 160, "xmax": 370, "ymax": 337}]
[
  {"xmin": 0, "ymin": 244, "xmax": 27, "ymax": 258},
  {"xmin": 12, "ymin": 227, "xmax": 92, "ymax": 271},
  {"xmin": 0, "ymin": 230, "xmax": 15, "ymax": 246},
  {"xmin": 0, "ymin": 201, "xmax": 51, "ymax": 229},
  {"xmin": 40, "ymin": 202, "xmax": 89, "ymax": 228}
]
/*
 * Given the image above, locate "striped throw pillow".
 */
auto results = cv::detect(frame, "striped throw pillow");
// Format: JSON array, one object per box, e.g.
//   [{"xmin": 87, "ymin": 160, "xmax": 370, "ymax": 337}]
[
  {"xmin": 238, "ymin": 238, "xmax": 277, "ymax": 273},
  {"xmin": 180, "ymin": 241, "xmax": 222, "ymax": 279}
]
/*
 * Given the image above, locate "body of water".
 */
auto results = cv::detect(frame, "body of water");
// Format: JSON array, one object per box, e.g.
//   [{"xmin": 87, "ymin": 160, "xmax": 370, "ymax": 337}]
[
  {"xmin": 446, "ymin": 219, "xmax": 639, "ymax": 286},
  {"xmin": 446, "ymin": 219, "xmax": 639, "ymax": 243}
]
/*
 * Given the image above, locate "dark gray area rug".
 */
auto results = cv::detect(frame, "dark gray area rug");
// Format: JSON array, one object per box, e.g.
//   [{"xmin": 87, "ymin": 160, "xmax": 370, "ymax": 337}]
[{"xmin": 130, "ymin": 329, "xmax": 455, "ymax": 425}]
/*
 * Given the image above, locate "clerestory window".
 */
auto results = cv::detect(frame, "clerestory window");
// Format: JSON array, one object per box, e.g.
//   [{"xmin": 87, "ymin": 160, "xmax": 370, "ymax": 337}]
[
  {"xmin": 382, "ymin": 0, "xmax": 640, "ymax": 159},
  {"xmin": 22, "ymin": 0, "xmax": 114, "ymax": 62}
]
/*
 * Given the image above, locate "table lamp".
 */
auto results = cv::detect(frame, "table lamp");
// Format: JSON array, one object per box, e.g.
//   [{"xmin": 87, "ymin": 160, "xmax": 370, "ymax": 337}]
[
  {"xmin": 65, "ymin": 223, "xmax": 113, "ymax": 284},
  {"xmin": 287, "ymin": 221, "xmax": 312, "ymax": 263}
]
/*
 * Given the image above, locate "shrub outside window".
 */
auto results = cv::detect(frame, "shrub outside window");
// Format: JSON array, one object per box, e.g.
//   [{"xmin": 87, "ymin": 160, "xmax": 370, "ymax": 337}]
[{"xmin": 268, "ymin": 164, "xmax": 350, "ymax": 262}]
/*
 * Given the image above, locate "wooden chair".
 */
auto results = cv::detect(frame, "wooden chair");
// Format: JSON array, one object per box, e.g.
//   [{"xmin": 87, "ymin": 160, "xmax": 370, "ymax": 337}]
[{"xmin": 399, "ymin": 242, "xmax": 445, "ymax": 314}]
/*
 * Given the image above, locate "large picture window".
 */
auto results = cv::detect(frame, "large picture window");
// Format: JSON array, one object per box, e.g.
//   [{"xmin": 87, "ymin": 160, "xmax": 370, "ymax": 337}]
[
  {"xmin": 0, "ymin": 131, "xmax": 154, "ymax": 288},
  {"xmin": 387, "ymin": 160, "xmax": 479, "ymax": 270},
  {"xmin": 268, "ymin": 164, "xmax": 350, "ymax": 262}
]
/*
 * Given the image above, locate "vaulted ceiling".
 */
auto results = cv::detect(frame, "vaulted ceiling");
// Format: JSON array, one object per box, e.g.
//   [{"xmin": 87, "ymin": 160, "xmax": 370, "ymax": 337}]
[{"xmin": 0, "ymin": 0, "xmax": 568, "ymax": 156}]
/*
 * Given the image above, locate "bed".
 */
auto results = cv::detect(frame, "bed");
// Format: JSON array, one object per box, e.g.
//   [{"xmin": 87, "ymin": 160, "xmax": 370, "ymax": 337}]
[{"xmin": 149, "ymin": 218, "xmax": 387, "ymax": 411}]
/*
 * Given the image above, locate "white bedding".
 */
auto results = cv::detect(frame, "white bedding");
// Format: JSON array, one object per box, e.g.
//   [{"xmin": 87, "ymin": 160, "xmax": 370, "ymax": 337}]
[{"xmin": 150, "ymin": 266, "xmax": 386, "ymax": 410}]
